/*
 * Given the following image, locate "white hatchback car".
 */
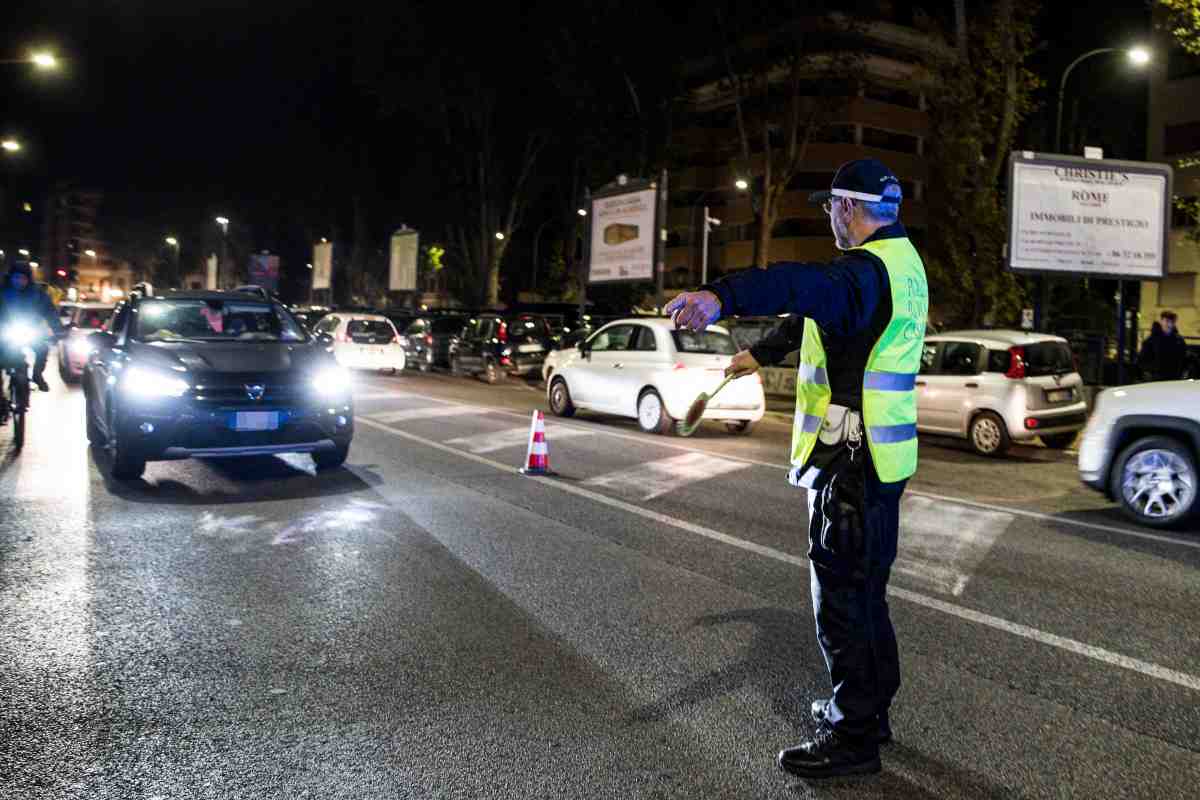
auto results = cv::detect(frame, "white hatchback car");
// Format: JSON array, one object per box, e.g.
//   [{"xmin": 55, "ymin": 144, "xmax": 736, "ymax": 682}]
[
  {"xmin": 918, "ymin": 330, "xmax": 1088, "ymax": 456},
  {"xmin": 1079, "ymin": 380, "xmax": 1199, "ymax": 529},
  {"xmin": 546, "ymin": 318, "xmax": 765, "ymax": 435},
  {"xmin": 311, "ymin": 312, "xmax": 407, "ymax": 373}
]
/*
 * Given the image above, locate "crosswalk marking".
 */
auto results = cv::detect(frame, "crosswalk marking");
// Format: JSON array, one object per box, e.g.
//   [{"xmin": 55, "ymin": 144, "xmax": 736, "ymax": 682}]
[
  {"xmin": 583, "ymin": 452, "xmax": 752, "ymax": 501},
  {"xmin": 367, "ymin": 405, "xmax": 489, "ymax": 424},
  {"xmin": 895, "ymin": 495, "xmax": 1010, "ymax": 596},
  {"xmin": 445, "ymin": 425, "xmax": 592, "ymax": 454}
]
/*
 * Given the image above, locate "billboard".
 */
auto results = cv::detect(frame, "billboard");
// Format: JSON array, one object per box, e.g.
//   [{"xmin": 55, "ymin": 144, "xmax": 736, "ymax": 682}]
[
  {"xmin": 248, "ymin": 253, "xmax": 280, "ymax": 292},
  {"xmin": 588, "ymin": 187, "xmax": 658, "ymax": 283},
  {"xmin": 206, "ymin": 254, "xmax": 218, "ymax": 290},
  {"xmin": 1007, "ymin": 152, "xmax": 1172, "ymax": 280},
  {"xmin": 312, "ymin": 241, "xmax": 333, "ymax": 290},
  {"xmin": 389, "ymin": 229, "xmax": 419, "ymax": 291}
]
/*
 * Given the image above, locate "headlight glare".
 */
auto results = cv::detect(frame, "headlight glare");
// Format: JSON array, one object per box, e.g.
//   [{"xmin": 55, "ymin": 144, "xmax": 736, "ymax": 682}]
[
  {"xmin": 311, "ymin": 366, "xmax": 351, "ymax": 397},
  {"xmin": 122, "ymin": 366, "xmax": 189, "ymax": 398},
  {"xmin": 3, "ymin": 323, "xmax": 38, "ymax": 348}
]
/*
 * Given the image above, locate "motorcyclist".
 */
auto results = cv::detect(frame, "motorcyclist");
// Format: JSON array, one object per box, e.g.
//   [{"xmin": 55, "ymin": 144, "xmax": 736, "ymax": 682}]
[{"xmin": 0, "ymin": 263, "xmax": 66, "ymax": 393}]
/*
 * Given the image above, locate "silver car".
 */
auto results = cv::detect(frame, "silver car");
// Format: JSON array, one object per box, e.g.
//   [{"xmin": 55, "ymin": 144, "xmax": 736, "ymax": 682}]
[{"xmin": 917, "ymin": 330, "xmax": 1088, "ymax": 456}]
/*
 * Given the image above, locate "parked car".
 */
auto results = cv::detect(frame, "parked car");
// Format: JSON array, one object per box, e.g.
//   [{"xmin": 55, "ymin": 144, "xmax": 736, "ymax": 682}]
[
  {"xmin": 541, "ymin": 328, "xmax": 594, "ymax": 383},
  {"xmin": 1078, "ymin": 380, "xmax": 1199, "ymax": 529},
  {"xmin": 450, "ymin": 313, "xmax": 553, "ymax": 383},
  {"xmin": 917, "ymin": 330, "xmax": 1088, "ymax": 457},
  {"xmin": 310, "ymin": 312, "xmax": 406, "ymax": 373},
  {"xmin": 384, "ymin": 311, "xmax": 418, "ymax": 337},
  {"xmin": 82, "ymin": 289, "xmax": 352, "ymax": 480},
  {"xmin": 546, "ymin": 318, "xmax": 765, "ymax": 435},
  {"xmin": 56, "ymin": 302, "xmax": 115, "ymax": 383},
  {"xmin": 291, "ymin": 306, "xmax": 332, "ymax": 332},
  {"xmin": 398, "ymin": 315, "xmax": 466, "ymax": 371}
]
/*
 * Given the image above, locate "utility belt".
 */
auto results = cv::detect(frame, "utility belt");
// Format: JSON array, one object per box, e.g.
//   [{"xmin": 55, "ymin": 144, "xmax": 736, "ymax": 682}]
[{"xmin": 789, "ymin": 404, "xmax": 863, "ymax": 489}]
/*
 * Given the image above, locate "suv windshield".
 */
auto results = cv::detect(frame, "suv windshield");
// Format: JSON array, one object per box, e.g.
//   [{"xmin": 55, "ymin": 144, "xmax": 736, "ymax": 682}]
[
  {"xmin": 135, "ymin": 299, "xmax": 307, "ymax": 343},
  {"xmin": 1024, "ymin": 341, "xmax": 1074, "ymax": 377},
  {"xmin": 672, "ymin": 329, "xmax": 737, "ymax": 355}
]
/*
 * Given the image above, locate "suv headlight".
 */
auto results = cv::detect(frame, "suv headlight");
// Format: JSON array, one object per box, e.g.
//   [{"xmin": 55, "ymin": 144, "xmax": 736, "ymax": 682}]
[
  {"xmin": 311, "ymin": 365, "xmax": 351, "ymax": 398},
  {"xmin": 3, "ymin": 323, "xmax": 38, "ymax": 348},
  {"xmin": 122, "ymin": 366, "xmax": 190, "ymax": 398}
]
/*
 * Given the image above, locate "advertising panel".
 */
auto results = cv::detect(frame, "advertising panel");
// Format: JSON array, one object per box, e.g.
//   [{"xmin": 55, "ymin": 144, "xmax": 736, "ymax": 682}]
[
  {"xmin": 389, "ymin": 229, "xmax": 419, "ymax": 291},
  {"xmin": 312, "ymin": 241, "xmax": 333, "ymax": 290},
  {"xmin": 588, "ymin": 188, "xmax": 658, "ymax": 283},
  {"xmin": 1007, "ymin": 153, "xmax": 1172, "ymax": 280}
]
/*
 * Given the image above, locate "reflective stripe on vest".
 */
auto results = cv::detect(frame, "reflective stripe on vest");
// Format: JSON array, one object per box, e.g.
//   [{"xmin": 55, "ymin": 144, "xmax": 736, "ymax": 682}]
[{"xmin": 790, "ymin": 236, "xmax": 928, "ymax": 483}]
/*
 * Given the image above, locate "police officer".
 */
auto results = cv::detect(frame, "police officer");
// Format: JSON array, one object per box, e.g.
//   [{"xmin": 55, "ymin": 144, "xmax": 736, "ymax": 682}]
[
  {"xmin": 666, "ymin": 159, "xmax": 928, "ymax": 780},
  {"xmin": 1, "ymin": 262, "xmax": 65, "ymax": 392}
]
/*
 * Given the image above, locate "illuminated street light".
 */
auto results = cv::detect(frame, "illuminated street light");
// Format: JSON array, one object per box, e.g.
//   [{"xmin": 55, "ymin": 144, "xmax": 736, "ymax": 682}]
[
  {"xmin": 84, "ymin": 249, "xmax": 97, "ymax": 258},
  {"xmin": 735, "ymin": 178, "xmax": 750, "ymax": 191},
  {"xmin": 18, "ymin": 249, "xmax": 30, "ymax": 256},
  {"xmin": 1, "ymin": 139, "xmax": 20, "ymax": 153},
  {"xmin": 165, "ymin": 236, "xmax": 178, "ymax": 247},
  {"xmin": 306, "ymin": 263, "xmax": 313, "ymax": 270},
  {"xmin": 577, "ymin": 208, "xmax": 587, "ymax": 217},
  {"xmin": 320, "ymin": 237, "xmax": 328, "ymax": 243},
  {"xmin": 31, "ymin": 52, "xmax": 57, "ymax": 70},
  {"xmin": 29, "ymin": 261, "xmax": 39, "ymax": 269},
  {"xmin": 1056, "ymin": 46, "xmax": 1152, "ymax": 152},
  {"xmin": 1128, "ymin": 47, "xmax": 1151, "ymax": 66},
  {"xmin": 495, "ymin": 232, "xmax": 505, "ymax": 240}
]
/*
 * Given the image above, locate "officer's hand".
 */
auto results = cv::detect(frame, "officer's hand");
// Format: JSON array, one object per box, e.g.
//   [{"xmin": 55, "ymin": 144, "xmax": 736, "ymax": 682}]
[
  {"xmin": 725, "ymin": 349, "xmax": 760, "ymax": 378},
  {"xmin": 665, "ymin": 290, "xmax": 721, "ymax": 332}
]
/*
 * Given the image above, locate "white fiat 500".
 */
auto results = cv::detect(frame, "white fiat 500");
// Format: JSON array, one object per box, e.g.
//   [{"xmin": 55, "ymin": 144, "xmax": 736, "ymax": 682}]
[
  {"xmin": 311, "ymin": 313, "xmax": 407, "ymax": 373},
  {"xmin": 546, "ymin": 318, "xmax": 765, "ymax": 435}
]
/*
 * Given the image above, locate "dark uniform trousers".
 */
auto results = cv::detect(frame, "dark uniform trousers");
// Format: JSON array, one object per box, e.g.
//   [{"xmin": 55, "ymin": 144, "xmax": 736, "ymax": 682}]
[{"xmin": 805, "ymin": 447, "xmax": 905, "ymax": 740}]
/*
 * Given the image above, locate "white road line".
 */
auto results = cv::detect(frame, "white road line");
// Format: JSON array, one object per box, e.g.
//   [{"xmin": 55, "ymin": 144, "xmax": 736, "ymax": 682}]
[
  {"xmin": 357, "ymin": 415, "xmax": 1200, "ymax": 693},
  {"xmin": 355, "ymin": 390, "xmax": 420, "ymax": 401},
  {"xmin": 445, "ymin": 424, "xmax": 593, "ymax": 454},
  {"xmin": 367, "ymin": 405, "xmax": 490, "ymax": 424},
  {"xmin": 355, "ymin": 386, "xmax": 1200, "ymax": 551},
  {"xmin": 896, "ymin": 496, "xmax": 1011, "ymax": 596},
  {"xmin": 584, "ymin": 452, "xmax": 753, "ymax": 501}
]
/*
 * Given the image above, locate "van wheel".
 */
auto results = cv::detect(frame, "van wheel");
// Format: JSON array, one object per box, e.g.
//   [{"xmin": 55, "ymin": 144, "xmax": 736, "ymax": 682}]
[
  {"xmin": 637, "ymin": 389, "xmax": 675, "ymax": 435},
  {"xmin": 725, "ymin": 420, "xmax": 754, "ymax": 435},
  {"xmin": 549, "ymin": 378, "xmax": 575, "ymax": 418},
  {"xmin": 969, "ymin": 411, "xmax": 1010, "ymax": 457},
  {"xmin": 1111, "ymin": 436, "xmax": 1198, "ymax": 529}
]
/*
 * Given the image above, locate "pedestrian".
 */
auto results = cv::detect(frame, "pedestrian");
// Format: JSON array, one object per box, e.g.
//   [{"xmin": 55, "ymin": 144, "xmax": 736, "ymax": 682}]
[
  {"xmin": 1137, "ymin": 311, "xmax": 1187, "ymax": 382},
  {"xmin": 665, "ymin": 158, "xmax": 928, "ymax": 780}
]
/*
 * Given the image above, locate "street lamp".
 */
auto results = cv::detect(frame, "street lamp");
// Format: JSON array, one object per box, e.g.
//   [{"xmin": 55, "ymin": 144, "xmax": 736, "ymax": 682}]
[
  {"xmin": 215, "ymin": 218, "xmax": 230, "ymax": 288},
  {"xmin": 495, "ymin": 232, "xmax": 505, "ymax": 241},
  {"xmin": 2, "ymin": 139, "xmax": 20, "ymax": 153},
  {"xmin": 84, "ymin": 249, "xmax": 97, "ymax": 259},
  {"xmin": 31, "ymin": 52, "xmax": 57, "ymax": 70},
  {"xmin": 700, "ymin": 209, "xmax": 721, "ymax": 285},
  {"xmin": 165, "ymin": 236, "xmax": 180, "ymax": 287},
  {"xmin": 576, "ymin": 208, "xmax": 587, "ymax": 217},
  {"xmin": 18, "ymin": 248, "xmax": 30, "ymax": 257},
  {"xmin": 165, "ymin": 236, "xmax": 178, "ymax": 247},
  {"xmin": 734, "ymin": 178, "xmax": 749, "ymax": 191},
  {"xmin": 1055, "ymin": 46, "xmax": 1151, "ymax": 152}
]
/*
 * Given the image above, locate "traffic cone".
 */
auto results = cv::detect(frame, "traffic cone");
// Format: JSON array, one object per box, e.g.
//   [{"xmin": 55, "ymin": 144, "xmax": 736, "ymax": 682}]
[{"xmin": 520, "ymin": 410, "xmax": 555, "ymax": 476}]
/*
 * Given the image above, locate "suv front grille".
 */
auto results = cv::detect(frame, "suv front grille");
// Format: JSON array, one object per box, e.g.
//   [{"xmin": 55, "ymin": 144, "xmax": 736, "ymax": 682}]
[{"xmin": 191, "ymin": 381, "xmax": 310, "ymax": 407}]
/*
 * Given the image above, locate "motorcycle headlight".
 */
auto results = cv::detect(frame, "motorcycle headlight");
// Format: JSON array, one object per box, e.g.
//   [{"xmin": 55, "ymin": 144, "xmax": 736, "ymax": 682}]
[
  {"xmin": 122, "ymin": 366, "xmax": 190, "ymax": 398},
  {"xmin": 311, "ymin": 365, "xmax": 351, "ymax": 398},
  {"xmin": 3, "ymin": 323, "xmax": 38, "ymax": 348}
]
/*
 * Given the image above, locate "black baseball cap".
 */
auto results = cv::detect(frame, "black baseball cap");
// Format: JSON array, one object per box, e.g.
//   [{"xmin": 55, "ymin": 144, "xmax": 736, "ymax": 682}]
[{"xmin": 809, "ymin": 158, "xmax": 902, "ymax": 204}]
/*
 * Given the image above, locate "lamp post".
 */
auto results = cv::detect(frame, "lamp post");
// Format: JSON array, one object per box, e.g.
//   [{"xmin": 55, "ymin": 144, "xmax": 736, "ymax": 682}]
[
  {"xmin": 700, "ymin": 208, "xmax": 721, "ymax": 285},
  {"xmin": 215, "ymin": 217, "xmax": 229, "ymax": 289},
  {"xmin": 165, "ymin": 236, "xmax": 180, "ymax": 289},
  {"xmin": 1055, "ymin": 46, "xmax": 1150, "ymax": 153}
]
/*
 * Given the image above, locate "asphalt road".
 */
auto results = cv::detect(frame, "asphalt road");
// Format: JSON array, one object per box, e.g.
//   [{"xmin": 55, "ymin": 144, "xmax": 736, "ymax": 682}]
[{"xmin": 2, "ymin": 363, "xmax": 1198, "ymax": 799}]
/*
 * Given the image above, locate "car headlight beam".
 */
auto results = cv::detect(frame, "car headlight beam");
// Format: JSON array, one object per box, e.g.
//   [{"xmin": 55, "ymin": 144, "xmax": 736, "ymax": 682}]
[
  {"xmin": 122, "ymin": 366, "xmax": 190, "ymax": 398},
  {"xmin": 311, "ymin": 366, "xmax": 351, "ymax": 398},
  {"xmin": 3, "ymin": 323, "xmax": 39, "ymax": 349}
]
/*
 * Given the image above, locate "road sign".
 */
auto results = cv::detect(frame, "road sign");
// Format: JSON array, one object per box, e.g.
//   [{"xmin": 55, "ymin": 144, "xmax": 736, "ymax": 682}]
[{"xmin": 1007, "ymin": 152, "xmax": 1172, "ymax": 280}]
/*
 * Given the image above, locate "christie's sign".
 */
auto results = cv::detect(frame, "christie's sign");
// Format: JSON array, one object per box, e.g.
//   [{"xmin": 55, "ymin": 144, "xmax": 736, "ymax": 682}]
[{"xmin": 1052, "ymin": 166, "xmax": 1130, "ymax": 185}]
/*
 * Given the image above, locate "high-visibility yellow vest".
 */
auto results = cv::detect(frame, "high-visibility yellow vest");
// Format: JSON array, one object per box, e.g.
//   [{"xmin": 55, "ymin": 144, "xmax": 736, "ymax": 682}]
[{"xmin": 790, "ymin": 236, "xmax": 928, "ymax": 483}]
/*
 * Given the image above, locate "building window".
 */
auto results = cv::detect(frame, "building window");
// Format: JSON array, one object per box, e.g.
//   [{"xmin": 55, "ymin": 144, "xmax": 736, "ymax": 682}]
[
  {"xmin": 862, "ymin": 126, "xmax": 921, "ymax": 154},
  {"xmin": 772, "ymin": 218, "xmax": 830, "ymax": 238},
  {"xmin": 1159, "ymin": 274, "xmax": 1196, "ymax": 308},
  {"xmin": 1165, "ymin": 122, "xmax": 1200, "ymax": 156}
]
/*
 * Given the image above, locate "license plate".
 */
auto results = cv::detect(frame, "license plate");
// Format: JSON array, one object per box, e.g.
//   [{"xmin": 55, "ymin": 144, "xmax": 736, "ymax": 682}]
[
  {"xmin": 232, "ymin": 411, "xmax": 280, "ymax": 431},
  {"xmin": 518, "ymin": 344, "xmax": 544, "ymax": 353},
  {"xmin": 1046, "ymin": 389, "xmax": 1071, "ymax": 403}
]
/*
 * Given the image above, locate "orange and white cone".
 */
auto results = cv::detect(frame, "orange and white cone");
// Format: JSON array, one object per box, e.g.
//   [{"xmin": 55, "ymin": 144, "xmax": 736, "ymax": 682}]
[{"xmin": 520, "ymin": 410, "xmax": 555, "ymax": 476}]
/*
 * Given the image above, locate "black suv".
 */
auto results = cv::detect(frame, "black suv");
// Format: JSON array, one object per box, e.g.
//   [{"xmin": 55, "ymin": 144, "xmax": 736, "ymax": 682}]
[
  {"xmin": 449, "ymin": 313, "xmax": 553, "ymax": 383},
  {"xmin": 83, "ymin": 289, "xmax": 353, "ymax": 480},
  {"xmin": 398, "ymin": 315, "xmax": 467, "ymax": 371}
]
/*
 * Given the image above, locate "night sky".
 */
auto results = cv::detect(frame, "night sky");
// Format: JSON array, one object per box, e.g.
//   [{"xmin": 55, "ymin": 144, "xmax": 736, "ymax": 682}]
[{"xmin": 2, "ymin": 0, "xmax": 1156, "ymax": 296}]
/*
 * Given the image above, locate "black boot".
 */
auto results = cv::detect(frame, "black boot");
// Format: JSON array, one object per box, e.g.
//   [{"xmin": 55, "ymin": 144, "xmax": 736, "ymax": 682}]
[
  {"xmin": 777, "ymin": 724, "xmax": 881, "ymax": 780},
  {"xmin": 811, "ymin": 699, "xmax": 892, "ymax": 745}
]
